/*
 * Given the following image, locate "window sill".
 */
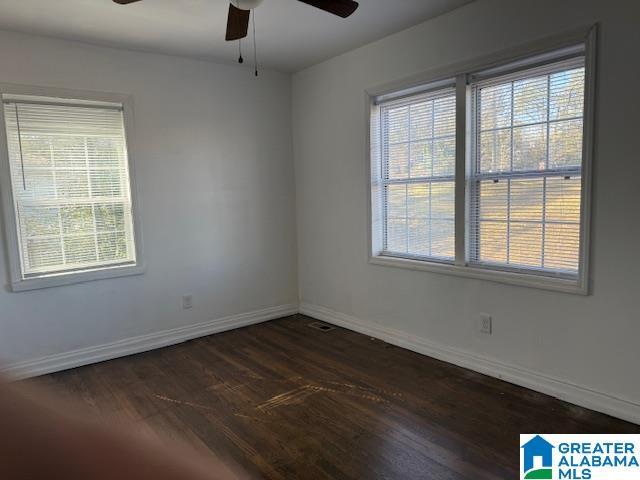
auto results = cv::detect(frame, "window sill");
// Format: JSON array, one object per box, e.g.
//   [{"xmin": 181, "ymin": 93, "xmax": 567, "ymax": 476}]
[
  {"xmin": 369, "ymin": 255, "xmax": 588, "ymax": 295},
  {"xmin": 9, "ymin": 263, "xmax": 146, "ymax": 292}
]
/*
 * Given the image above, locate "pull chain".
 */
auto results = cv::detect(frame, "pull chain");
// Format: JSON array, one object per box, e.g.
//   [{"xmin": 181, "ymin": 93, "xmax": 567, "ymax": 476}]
[
  {"xmin": 236, "ymin": 0, "xmax": 244, "ymax": 63},
  {"xmin": 252, "ymin": 8, "xmax": 258, "ymax": 76}
]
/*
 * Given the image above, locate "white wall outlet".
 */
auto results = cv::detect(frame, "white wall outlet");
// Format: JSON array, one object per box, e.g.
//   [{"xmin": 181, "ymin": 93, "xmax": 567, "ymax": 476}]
[
  {"xmin": 182, "ymin": 294, "xmax": 193, "ymax": 309},
  {"xmin": 479, "ymin": 313, "xmax": 492, "ymax": 334}
]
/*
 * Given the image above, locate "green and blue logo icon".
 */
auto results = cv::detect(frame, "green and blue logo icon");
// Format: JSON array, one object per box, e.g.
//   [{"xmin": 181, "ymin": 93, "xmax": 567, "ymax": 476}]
[{"xmin": 521, "ymin": 435, "xmax": 554, "ymax": 479}]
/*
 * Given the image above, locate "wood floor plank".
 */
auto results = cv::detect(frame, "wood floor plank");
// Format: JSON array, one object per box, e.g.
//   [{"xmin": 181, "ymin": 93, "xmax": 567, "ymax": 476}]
[{"xmin": 28, "ymin": 314, "xmax": 640, "ymax": 479}]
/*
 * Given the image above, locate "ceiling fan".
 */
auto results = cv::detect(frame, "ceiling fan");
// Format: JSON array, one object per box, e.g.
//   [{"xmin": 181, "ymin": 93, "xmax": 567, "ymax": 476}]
[
  {"xmin": 112, "ymin": 0, "xmax": 359, "ymax": 42},
  {"xmin": 113, "ymin": 0, "xmax": 359, "ymax": 75}
]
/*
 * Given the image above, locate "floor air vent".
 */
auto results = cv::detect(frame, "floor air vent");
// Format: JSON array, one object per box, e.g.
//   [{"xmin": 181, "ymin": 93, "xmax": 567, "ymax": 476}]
[{"xmin": 308, "ymin": 321, "xmax": 336, "ymax": 332}]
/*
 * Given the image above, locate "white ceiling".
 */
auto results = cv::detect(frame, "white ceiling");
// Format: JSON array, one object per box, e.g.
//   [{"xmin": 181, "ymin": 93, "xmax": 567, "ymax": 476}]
[{"xmin": 0, "ymin": 0, "xmax": 474, "ymax": 72}]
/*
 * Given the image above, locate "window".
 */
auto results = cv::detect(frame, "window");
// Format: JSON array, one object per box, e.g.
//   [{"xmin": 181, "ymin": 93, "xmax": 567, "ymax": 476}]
[
  {"xmin": 369, "ymin": 34, "xmax": 594, "ymax": 293},
  {"xmin": 380, "ymin": 89, "xmax": 456, "ymax": 262},
  {"xmin": 470, "ymin": 60, "xmax": 585, "ymax": 277},
  {"xmin": 0, "ymin": 89, "xmax": 143, "ymax": 291}
]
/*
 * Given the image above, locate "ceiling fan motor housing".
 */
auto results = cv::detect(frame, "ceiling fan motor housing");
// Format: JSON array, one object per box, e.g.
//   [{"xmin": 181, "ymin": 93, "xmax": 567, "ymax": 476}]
[{"xmin": 234, "ymin": 0, "xmax": 264, "ymax": 10}]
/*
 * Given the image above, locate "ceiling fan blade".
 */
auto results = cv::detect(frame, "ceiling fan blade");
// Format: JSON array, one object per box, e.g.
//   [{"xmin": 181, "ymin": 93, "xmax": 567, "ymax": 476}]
[
  {"xmin": 112, "ymin": 0, "xmax": 143, "ymax": 4},
  {"xmin": 297, "ymin": 0, "xmax": 359, "ymax": 18},
  {"xmin": 226, "ymin": 3, "xmax": 250, "ymax": 41}
]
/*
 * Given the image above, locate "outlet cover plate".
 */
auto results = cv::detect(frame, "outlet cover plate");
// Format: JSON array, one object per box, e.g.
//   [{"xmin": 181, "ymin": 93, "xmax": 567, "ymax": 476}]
[
  {"xmin": 479, "ymin": 313, "xmax": 492, "ymax": 334},
  {"xmin": 182, "ymin": 294, "xmax": 193, "ymax": 309}
]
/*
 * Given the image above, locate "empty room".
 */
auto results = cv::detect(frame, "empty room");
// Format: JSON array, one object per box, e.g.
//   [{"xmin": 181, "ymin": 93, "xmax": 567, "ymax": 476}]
[{"xmin": 0, "ymin": 0, "xmax": 639, "ymax": 478}]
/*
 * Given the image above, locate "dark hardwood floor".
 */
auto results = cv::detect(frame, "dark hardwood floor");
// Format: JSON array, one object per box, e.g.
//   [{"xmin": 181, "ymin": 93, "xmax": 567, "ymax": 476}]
[{"xmin": 30, "ymin": 314, "xmax": 639, "ymax": 479}]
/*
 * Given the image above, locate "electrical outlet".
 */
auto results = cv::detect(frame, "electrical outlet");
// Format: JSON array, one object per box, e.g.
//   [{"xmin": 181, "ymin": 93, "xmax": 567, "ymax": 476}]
[
  {"xmin": 479, "ymin": 313, "xmax": 492, "ymax": 334},
  {"xmin": 182, "ymin": 294, "xmax": 193, "ymax": 309}
]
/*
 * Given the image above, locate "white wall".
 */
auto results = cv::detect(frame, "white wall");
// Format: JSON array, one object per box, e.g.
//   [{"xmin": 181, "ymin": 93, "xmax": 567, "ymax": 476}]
[
  {"xmin": 0, "ymin": 30, "xmax": 298, "ymax": 368},
  {"xmin": 293, "ymin": 0, "xmax": 640, "ymax": 421}
]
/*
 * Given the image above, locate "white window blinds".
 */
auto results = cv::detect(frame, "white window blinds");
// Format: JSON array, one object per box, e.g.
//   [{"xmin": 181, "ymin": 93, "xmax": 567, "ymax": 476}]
[
  {"xmin": 379, "ymin": 89, "xmax": 456, "ymax": 262},
  {"xmin": 3, "ymin": 99, "xmax": 137, "ymax": 278},
  {"xmin": 470, "ymin": 59, "xmax": 585, "ymax": 277}
]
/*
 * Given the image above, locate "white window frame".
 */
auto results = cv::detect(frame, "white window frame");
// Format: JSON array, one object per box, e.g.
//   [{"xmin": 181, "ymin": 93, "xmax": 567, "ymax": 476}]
[
  {"xmin": 367, "ymin": 26, "xmax": 596, "ymax": 295},
  {"xmin": 0, "ymin": 84, "xmax": 145, "ymax": 291}
]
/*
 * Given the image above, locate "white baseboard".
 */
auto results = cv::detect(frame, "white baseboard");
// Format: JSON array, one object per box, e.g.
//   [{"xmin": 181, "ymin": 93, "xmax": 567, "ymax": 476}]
[
  {"xmin": 299, "ymin": 302, "xmax": 640, "ymax": 425},
  {"xmin": 2, "ymin": 303, "xmax": 298, "ymax": 380}
]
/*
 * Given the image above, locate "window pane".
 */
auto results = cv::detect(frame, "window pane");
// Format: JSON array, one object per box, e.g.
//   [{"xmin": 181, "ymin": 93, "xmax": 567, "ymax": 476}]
[
  {"xmin": 87, "ymin": 137, "xmax": 125, "ymax": 169},
  {"xmin": 544, "ymin": 176, "xmax": 581, "ymax": 273},
  {"xmin": 431, "ymin": 219, "xmax": 455, "ymax": 259},
  {"xmin": 513, "ymin": 124, "xmax": 546, "ymax": 171},
  {"xmin": 64, "ymin": 234, "xmax": 97, "ymax": 264},
  {"xmin": 386, "ymin": 184, "xmax": 406, "ymax": 218},
  {"xmin": 544, "ymin": 223, "xmax": 580, "ymax": 271},
  {"xmin": 26, "ymin": 238, "xmax": 63, "ymax": 270},
  {"xmin": 478, "ymin": 221, "xmax": 507, "ymax": 264},
  {"xmin": 410, "ymin": 141, "xmax": 431, "ymax": 177},
  {"xmin": 509, "ymin": 222, "xmax": 543, "ymax": 268},
  {"xmin": 480, "ymin": 129, "xmax": 511, "ymax": 173},
  {"xmin": 407, "ymin": 184, "xmax": 429, "ymax": 218},
  {"xmin": 549, "ymin": 119, "xmax": 583, "ymax": 169},
  {"xmin": 550, "ymin": 68, "xmax": 584, "ymax": 120},
  {"xmin": 23, "ymin": 169, "xmax": 56, "ymax": 199},
  {"xmin": 510, "ymin": 179, "xmax": 543, "ymax": 221},
  {"xmin": 98, "ymin": 231, "xmax": 129, "ymax": 262},
  {"xmin": 431, "ymin": 182, "xmax": 454, "ymax": 218},
  {"xmin": 433, "ymin": 137, "xmax": 455, "ymax": 176},
  {"xmin": 387, "ymin": 106, "xmax": 409, "ymax": 143},
  {"xmin": 513, "ymin": 76, "xmax": 547, "ymax": 125},
  {"xmin": 56, "ymin": 169, "xmax": 90, "ymax": 198},
  {"xmin": 410, "ymin": 102, "xmax": 432, "ymax": 141},
  {"xmin": 545, "ymin": 176, "xmax": 581, "ymax": 223},
  {"xmin": 95, "ymin": 204, "xmax": 126, "ymax": 232},
  {"xmin": 479, "ymin": 83, "xmax": 511, "ymax": 130},
  {"xmin": 386, "ymin": 218, "xmax": 406, "ymax": 253},
  {"xmin": 52, "ymin": 137, "xmax": 86, "ymax": 168},
  {"xmin": 387, "ymin": 143, "xmax": 409, "ymax": 179},
  {"xmin": 20, "ymin": 135, "xmax": 52, "ymax": 168},
  {"xmin": 478, "ymin": 180, "xmax": 508, "ymax": 220},
  {"xmin": 4, "ymin": 101, "xmax": 137, "ymax": 277},
  {"xmin": 408, "ymin": 219, "xmax": 429, "ymax": 256},
  {"xmin": 21, "ymin": 206, "xmax": 60, "ymax": 237},
  {"xmin": 429, "ymin": 181, "xmax": 455, "ymax": 259},
  {"xmin": 433, "ymin": 96, "xmax": 456, "ymax": 137},
  {"xmin": 90, "ymin": 169, "xmax": 123, "ymax": 197},
  {"xmin": 60, "ymin": 205, "xmax": 94, "ymax": 235},
  {"xmin": 386, "ymin": 183, "xmax": 432, "ymax": 256}
]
